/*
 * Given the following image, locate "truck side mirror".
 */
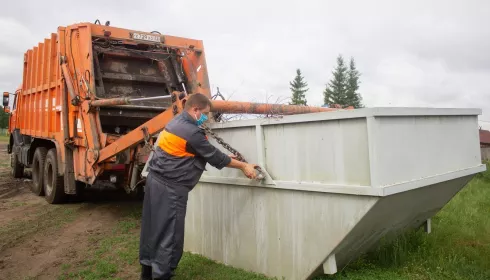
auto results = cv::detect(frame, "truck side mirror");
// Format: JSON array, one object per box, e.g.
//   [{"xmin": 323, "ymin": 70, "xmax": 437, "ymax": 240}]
[{"xmin": 2, "ymin": 92, "xmax": 9, "ymax": 108}]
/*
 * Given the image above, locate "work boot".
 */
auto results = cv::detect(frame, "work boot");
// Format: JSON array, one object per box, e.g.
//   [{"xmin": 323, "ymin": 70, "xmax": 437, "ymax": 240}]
[{"xmin": 140, "ymin": 265, "xmax": 152, "ymax": 280}]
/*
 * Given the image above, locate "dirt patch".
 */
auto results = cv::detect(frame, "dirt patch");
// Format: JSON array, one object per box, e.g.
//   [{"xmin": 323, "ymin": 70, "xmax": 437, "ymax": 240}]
[
  {"xmin": 454, "ymin": 240, "xmax": 490, "ymax": 248},
  {"xmin": 0, "ymin": 182, "xmax": 45, "ymax": 228},
  {"xmin": 0, "ymin": 205, "xmax": 121, "ymax": 280},
  {"xmin": 0, "ymin": 142, "xmax": 143, "ymax": 280}
]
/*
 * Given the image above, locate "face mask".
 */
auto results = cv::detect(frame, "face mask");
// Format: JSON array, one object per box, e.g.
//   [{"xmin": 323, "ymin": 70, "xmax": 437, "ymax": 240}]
[{"xmin": 195, "ymin": 112, "xmax": 208, "ymax": 126}]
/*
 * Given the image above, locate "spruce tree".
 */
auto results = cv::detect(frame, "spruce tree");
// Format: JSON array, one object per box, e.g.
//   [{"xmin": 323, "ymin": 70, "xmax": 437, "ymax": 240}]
[
  {"xmin": 345, "ymin": 57, "xmax": 364, "ymax": 108},
  {"xmin": 289, "ymin": 69, "xmax": 308, "ymax": 106},
  {"xmin": 0, "ymin": 106, "xmax": 8, "ymax": 128},
  {"xmin": 323, "ymin": 55, "xmax": 348, "ymax": 107}
]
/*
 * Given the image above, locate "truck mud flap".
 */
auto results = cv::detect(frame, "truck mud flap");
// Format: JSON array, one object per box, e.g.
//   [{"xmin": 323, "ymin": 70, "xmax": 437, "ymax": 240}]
[
  {"xmin": 62, "ymin": 80, "xmax": 76, "ymax": 195},
  {"xmin": 63, "ymin": 148, "xmax": 76, "ymax": 195},
  {"xmin": 12, "ymin": 129, "xmax": 23, "ymax": 146}
]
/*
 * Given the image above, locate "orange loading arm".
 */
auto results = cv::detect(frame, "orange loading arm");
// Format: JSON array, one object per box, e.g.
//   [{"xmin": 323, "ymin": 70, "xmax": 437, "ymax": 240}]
[
  {"xmin": 210, "ymin": 100, "xmax": 340, "ymax": 115},
  {"xmin": 95, "ymin": 93, "xmax": 340, "ymax": 166}
]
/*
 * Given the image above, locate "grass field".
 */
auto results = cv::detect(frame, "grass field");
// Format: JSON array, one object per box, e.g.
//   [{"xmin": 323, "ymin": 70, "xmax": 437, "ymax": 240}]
[
  {"xmin": 0, "ymin": 134, "xmax": 9, "ymax": 143},
  {"xmin": 57, "ymin": 164, "xmax": 490, "ymax": 280}
]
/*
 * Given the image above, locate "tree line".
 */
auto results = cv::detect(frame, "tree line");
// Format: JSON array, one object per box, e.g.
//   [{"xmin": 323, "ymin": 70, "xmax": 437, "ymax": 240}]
[
  {"xmin": 0, "ymin": 106, "xmax": 8, "ymax": 129},
  {"xmin": 289, "ymin": 54, "xmax": 364, "ymax": 108}
]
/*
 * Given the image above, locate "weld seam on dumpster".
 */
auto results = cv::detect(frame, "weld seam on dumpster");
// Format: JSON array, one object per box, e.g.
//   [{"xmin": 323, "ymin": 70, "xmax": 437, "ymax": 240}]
[{"xmin": 366, "ymin": 116, "xmax": 380, "ymax": 187}]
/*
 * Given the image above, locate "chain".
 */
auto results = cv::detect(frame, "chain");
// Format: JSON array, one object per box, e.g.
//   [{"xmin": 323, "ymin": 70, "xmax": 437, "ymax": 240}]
[
  {"xmin": 140, "ymin": 126, "xmax": 156, "ymax": 154},
  {"xmin": 201, "ymin": 124, "xmax": 246, "ymax": 161},
  {"xmin": 201, "ymin": 124, "xmax": 265, "ymax": 180}
]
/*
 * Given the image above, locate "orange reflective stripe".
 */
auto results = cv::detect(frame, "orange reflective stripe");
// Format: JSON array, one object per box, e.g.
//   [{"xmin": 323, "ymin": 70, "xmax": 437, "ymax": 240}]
[{"xmin": 157, "ymin": 130, "xmax": 195, "ymax": 157}]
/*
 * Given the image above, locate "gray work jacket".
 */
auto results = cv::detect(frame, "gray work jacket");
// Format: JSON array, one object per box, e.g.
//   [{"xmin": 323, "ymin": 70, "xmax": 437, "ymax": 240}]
[{"xmin": 147, "ymin": 111, "xmax": 231, "ymax": 188}]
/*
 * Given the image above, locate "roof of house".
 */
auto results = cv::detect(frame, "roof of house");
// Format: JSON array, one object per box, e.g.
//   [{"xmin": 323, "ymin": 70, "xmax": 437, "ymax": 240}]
[{"xmin": 480, "ymin": 129, "xmax": 490, "ymax": 144}]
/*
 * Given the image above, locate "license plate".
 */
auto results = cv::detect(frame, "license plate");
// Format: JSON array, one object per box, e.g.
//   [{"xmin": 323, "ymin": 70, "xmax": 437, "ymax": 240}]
[{"xmin": 131, "ymin": 32, "xmax": 161, "ymax": 43}]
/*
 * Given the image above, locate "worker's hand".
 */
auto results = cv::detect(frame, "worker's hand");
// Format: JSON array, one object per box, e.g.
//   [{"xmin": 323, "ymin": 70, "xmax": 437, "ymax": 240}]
[{"xmin": 241, "ymin": 163, "xmax": 258, "ymax": 179}]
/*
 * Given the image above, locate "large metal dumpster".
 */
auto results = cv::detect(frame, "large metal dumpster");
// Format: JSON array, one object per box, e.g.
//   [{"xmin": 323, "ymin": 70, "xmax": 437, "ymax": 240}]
[{"xmin": 181, "ymin": 107, "xmax": 485, "ymax": 280}]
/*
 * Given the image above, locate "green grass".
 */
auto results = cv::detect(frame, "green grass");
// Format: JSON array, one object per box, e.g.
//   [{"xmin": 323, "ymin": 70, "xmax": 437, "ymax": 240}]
[
  {"xmin": 58, "ymin": 166, "xmax": 490, "ymax": 280},
  {"xmin": 58, "ymin": 204, "xmax": 143, "ymax": 280},
  {"xmin": 175, "ymin": 253, "xmax": 272, "ymax": 280},
  {"xmin": 0, "ymin": 134, "xmax": 9, "ymax": 143},
  {"xmin": 9, "ymin": 201, "xmax": 28, "ymax": 208}
]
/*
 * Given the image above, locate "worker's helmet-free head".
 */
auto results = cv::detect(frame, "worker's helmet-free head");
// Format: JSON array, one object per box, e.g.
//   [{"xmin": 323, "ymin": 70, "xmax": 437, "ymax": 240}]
[{"xmin": 185, "ymin": 93, "xmax": 212, "ymax": 125}]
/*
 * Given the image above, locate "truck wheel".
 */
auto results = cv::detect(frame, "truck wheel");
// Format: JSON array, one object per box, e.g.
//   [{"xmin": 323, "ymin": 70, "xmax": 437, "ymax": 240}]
[
  {"xmin": 10, "ymin": 152, "xmax": 24, "ymax": 179},
  {"xmin": 31, "ymin": 147, "xmax": 48, "ymax": 196},
  {"xmin": 43, "ymin": 149, "xmax": 65, "ymax": 204}
]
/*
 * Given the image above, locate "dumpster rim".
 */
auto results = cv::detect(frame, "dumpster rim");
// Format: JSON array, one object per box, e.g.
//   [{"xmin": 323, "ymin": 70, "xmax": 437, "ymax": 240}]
[
  {"xmin": 199, "ymin": 164, "xmax": 485, "ymax": 196},
  {"xmin": 207, "ymin": 107, "xmax": 482, "ymax": 129}
]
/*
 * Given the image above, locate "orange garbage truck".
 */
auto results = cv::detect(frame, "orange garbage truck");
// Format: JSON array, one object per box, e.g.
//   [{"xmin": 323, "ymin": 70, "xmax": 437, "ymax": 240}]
[{"xmin": 3, "ymin": 21, "xmax": 336, "ymax": 204}]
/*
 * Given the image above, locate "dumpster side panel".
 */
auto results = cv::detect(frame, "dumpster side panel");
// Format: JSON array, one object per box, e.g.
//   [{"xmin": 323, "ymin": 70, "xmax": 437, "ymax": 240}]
[
  {"xmin": 333, "ymin": 175, "xmax": 473, "ymax": 269},
  {"xmin": 370, "ymin": 115, "xmax": 481, "ymax": 187},
  {"xmin": 263, "ymin": 118, "xmax": 370, "ymax": 186},
  {"xmin": 204, "ymin": 117, "xmax": 371, "ymax": 187},
  {"xmin": 203, "ymin": 126, "xmax": 258, "ymax": 179},
  {"xmin": 184, "ymin": 183, "xmax": 378, "ymax": 280}
]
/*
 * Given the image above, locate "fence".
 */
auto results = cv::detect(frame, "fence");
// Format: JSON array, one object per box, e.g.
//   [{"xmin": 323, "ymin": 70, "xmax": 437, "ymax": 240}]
[{"xmin": 481, "ymin": 147, "xmax": 490, "ymax": 161}]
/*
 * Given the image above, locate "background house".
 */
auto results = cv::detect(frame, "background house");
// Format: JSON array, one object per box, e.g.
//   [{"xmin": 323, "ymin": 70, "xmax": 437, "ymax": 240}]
[{"xmin": 479, "ymin": 129, "xmax": 490, "ymax": 160}]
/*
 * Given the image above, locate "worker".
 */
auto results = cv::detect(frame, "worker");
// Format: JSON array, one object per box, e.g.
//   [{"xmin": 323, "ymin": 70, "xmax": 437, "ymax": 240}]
[{"xmin": 139, "ymin": 93, "xmax": 258, "ymax": 280}]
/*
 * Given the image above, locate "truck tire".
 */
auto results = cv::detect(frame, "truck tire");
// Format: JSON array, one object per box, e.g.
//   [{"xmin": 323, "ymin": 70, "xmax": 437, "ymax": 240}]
[
  {"xmin": 31, "ymin": 147, "xmax": 48, "ymax": 196},
  {"xmin": 43, "ymin": 149, "xmax": 65, "ymax": 204},
  {"xmin": 10, "ymin": 152, "xmax": 24, "ymax": 179}
]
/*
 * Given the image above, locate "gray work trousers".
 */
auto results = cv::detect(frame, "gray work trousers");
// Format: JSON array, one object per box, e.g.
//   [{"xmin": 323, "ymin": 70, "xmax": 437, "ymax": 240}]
[{"xmin": 139, "ymin": 172, "xmax": 190, "ymax": 279}]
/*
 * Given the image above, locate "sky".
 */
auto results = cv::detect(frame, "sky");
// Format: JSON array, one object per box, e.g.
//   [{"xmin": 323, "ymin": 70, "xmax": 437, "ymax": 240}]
[{"xmin": 1, "ymin": 0, "xmax": 490, "ymax": 128}]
